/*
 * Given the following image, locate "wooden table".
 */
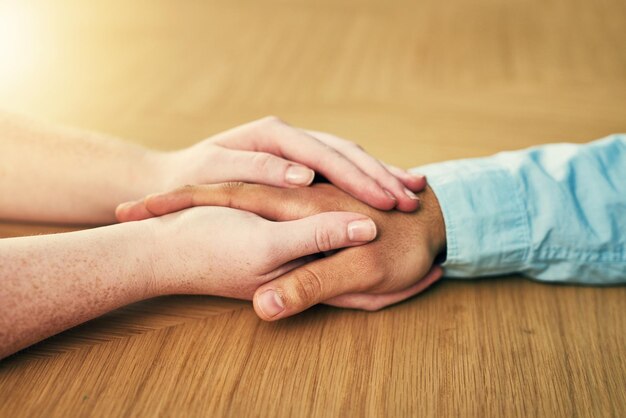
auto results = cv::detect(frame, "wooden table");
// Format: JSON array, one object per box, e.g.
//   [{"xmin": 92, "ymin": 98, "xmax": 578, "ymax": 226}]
[{"xmin": 1, "ymin": 0, "xmax": 625, "ymax": 416}]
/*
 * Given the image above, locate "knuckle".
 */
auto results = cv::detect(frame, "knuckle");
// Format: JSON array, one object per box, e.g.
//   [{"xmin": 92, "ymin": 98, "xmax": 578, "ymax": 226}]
[
  {"xmin": 219, "ymin": 181, "xmax": 246, "ymax": 191},
  {"xmin": 251, "ymin": 152, "xmax": 276, "ymax": 174},
  {"xmin": 314, "ymin": 225, "xmax": 335, "ymax": 253},
  {"xmin": 217, "ymin": 181, "xmax": 246, "ymax": 207},
  {"xmin": 203, "ymin": 143, "xmax": 222, "ymax": 159},
  {"xmin": 291, "ymin": 268, "xmax": 325, "ymax": 305},
  {"xmin": 170, "ymin": 184, "xmax": 197, "ymax": 202},
  {"xmin": 177, "ymin": 184, "xmax": 196, "ymax": 194},
  {"xmin": 359, "ymin": 254, "xmax": 386, "ymax": 286},
  {"xmin": 352, "ymin": 142, "xmax": 364, "ymax": 151},
  {"xmin": 261, "ymin": 115, "xmax": 284, "ymax": 126}
]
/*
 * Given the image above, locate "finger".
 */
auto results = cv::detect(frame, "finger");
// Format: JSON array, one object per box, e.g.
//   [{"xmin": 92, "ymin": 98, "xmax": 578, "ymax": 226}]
[
  {"xmin": 306, "ymin": 130, "xmax": 426, "ymax": 196},
  {"xmin": 266, "ymin": 212, "xmax": 377, "ymax": 266},
  {"xmin": 117, "ymin": 150, "xmax": 316, "ymax": 223},
  {"xmin": 116, "ymin": 185, "xmax": 206, "ymax": 222},
  {"xmin": 322, "ymin": 265, "xmax": 442, "ymax": 310},
  {"xmin": 117, "ymin": 183, "xmax": 306, "ymax": 222},
  {"xmin": 384, "ymin": 164, "xmax": 427, "ymax": 192},
  {"xmin": 216, "ymin": 117, "xmax": 398, "ymax": 210},
  {"xmin": 211, "ymin": 149, "xmax": 316, "ymax": 188},
  {"xmin": 305, "ymin": 130, "xmax": 420, "ymax": 212},
  {"xmin": 252, "ymin": 248, "xmax": 375, "ymax": 321},
  {"xmin": 116, "ymin": 198, "xmax": 157, "ymax": 222}
]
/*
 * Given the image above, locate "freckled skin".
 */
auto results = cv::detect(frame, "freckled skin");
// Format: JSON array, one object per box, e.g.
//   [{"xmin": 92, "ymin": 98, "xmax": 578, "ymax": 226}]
[
  {"xmin": 0, "ymin": 222, "xmax": 153, "ymax": 358},
  {"xmin": 0, "ymin": 112, "xmax": 424, "ymax": 357},
  {"xmin": 0, "ymin": 206, "xmax": 373, "ymax": 358}
]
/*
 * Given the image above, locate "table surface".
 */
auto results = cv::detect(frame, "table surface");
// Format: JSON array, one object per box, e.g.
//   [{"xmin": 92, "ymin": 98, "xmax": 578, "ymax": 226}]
[{"xmin": 0, "ymin": 0, "xmax": 625, "ymax": 416}]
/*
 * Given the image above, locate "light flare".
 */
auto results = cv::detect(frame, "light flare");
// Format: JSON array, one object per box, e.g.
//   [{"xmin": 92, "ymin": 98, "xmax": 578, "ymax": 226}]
[{"xmin": 0, "ymin": 2, "xmax": 41, "ymax": 81}]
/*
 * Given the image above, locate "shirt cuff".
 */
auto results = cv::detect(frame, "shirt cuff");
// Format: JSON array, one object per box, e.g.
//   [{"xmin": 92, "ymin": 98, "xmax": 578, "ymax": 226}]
[{"xmin": 411, "ymin": 157, "xmax": 531, "ymax": 278}]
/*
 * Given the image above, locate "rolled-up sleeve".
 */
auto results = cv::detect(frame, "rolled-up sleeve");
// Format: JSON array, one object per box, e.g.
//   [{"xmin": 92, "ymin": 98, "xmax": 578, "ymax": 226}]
[{"xmin": 413, "ymin": 134, "xmax": 626, "ymax": 284}]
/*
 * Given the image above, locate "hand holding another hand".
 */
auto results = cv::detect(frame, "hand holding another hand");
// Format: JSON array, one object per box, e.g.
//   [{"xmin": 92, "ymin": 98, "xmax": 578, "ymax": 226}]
[
  {"xmin": 140, "ymin": 203, "xmax": 378, "ymax": 300},
  {"xmin": 118, "ymin": 183, "xmax": 447, "ymax": 320},
  {"xmin": 161, "ymin": 116, "xmax": 425, "ymax": 212}
]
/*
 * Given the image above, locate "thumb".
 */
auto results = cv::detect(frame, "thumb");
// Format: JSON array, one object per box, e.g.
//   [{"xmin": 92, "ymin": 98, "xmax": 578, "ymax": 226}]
[
  {"xmin": 266, "ymin": 212, "xmax": 377, "ymax": 267},
  {"xmin": 252, "ymin": 249, "xmax": 374, "ymax": 320}
]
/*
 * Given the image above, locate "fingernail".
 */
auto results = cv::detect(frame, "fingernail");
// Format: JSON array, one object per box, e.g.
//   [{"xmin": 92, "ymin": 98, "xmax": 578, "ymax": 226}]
[
  {"xmin": 410, "ymin": 173, "xmax": 426, "ymax": 182},
  {"xmin": 383, "ymin": 188, "xmax": 397, "ymax": 202},
  {"xmin": 257, "ymin": 290, "xmax": 285, "ymax": 318},
  {"xmin": 285, "ymin": 165, "xmax": 315, "ymax": 186},
  {"xmin": 404, "ymin": 187, "xmax": 419, "ymax": 200},
  {"xmin": 348, "ymin": 219, "xmax": 377, "ymax": 241}
]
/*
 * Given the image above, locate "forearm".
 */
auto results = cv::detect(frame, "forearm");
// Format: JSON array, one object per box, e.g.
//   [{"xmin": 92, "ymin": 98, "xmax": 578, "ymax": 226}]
[
  {"xmin": 0, "ymin": 111, "xmax": 170, "ymax": 224},
  {"xmin": 0, "ymin": 222, "xmax": 156, "ymax": 358}
]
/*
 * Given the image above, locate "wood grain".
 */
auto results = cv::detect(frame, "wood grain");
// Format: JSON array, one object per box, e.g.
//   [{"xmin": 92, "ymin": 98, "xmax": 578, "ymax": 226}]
[{"xmin": 0, "ymin": 0, "xmax": 625, "ymax": 416}]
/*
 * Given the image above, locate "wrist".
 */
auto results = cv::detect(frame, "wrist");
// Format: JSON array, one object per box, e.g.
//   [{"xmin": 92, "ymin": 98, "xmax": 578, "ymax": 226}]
[
  {"xmin": 419, "ymin": 185, "xmax": 447, "ymax": 260},
  {"xmin": 112, "ymin": 220, "xmax": 162, "ymax": 299},
  {"xmin": 139, "ymin": 149, "xmax": 178, "ymax": 195},
  {"xmin": 136, "ymin": 213, "xmax": 189, "ymax": 296},
  {"xmin": 146, "ymin": 146, "xmax": 212, "ymax": 194}
]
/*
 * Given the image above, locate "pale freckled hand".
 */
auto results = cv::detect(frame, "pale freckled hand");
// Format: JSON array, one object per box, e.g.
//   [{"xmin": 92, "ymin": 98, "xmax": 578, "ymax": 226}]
[{"xmin": 144, "ymin": 204, "xmax": 379, "ymax": 300}]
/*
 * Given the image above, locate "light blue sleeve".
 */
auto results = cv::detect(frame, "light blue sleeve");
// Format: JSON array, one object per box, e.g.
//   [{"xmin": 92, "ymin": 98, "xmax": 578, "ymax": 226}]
[{"xmin": 413, "ymin": 134, "xmax": 626, "ymax": 284}]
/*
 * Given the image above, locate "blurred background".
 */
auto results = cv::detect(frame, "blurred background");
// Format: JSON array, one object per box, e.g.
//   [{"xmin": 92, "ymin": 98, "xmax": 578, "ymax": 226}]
[
  {"xmin": 0, "ymin": 0, "xmax": 625, "ymax": 168},
  {"xmin": 1, "ymin": 2, "xmax": 625, "ymax": 415}
]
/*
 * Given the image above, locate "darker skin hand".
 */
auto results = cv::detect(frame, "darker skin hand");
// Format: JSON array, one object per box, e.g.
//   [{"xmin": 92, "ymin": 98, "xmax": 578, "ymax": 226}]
[{"xmin": 117, "ymin": 183, "xmax": 447, "ymax": 320}]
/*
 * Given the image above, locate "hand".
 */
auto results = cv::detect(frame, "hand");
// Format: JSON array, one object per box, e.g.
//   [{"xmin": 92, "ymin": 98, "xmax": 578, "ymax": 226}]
[
  {"xmin": 160, "ymin": 116, "xmax": 425, "ymax": 212},
  {"xmin": 117, "ymin": 183, "xmax": 447, "ymax": 320},
  {"xmin": 143, "ymin": 204, "xmax": 378, "ymax": 300}
]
